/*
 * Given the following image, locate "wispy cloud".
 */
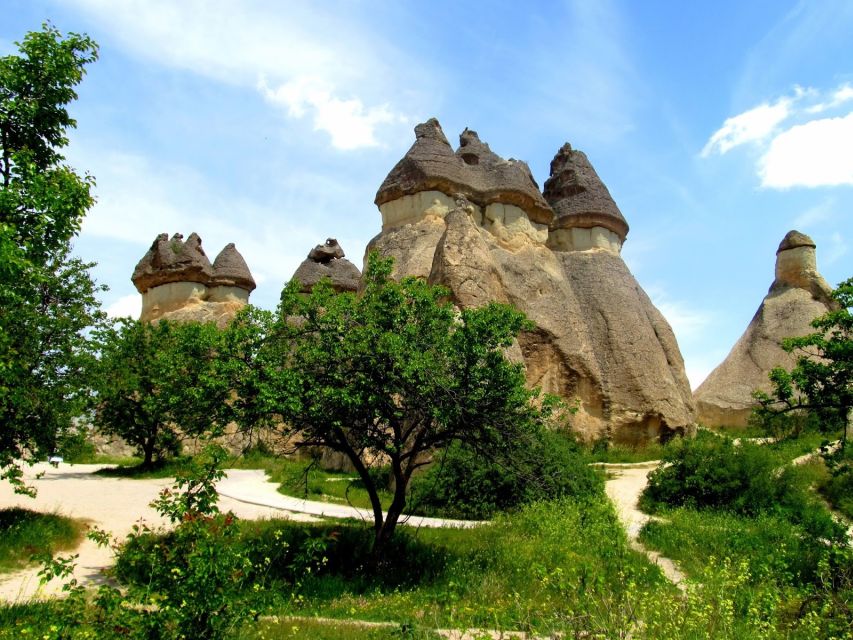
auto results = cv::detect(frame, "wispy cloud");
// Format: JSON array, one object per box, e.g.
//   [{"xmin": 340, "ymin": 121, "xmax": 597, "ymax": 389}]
[
  {"xmin": 805, "ymin": 83, "xmax": 853, "ymax": 114},
  {"xmin": 646, "ymin": 284, "xmax": 716, "ymax": 389},
  {"xmin": 792, "ymin": 198, "xmax": 835, "ymax": 228},
  {"xmin": 64, "ymin": 0, "xmax": 420, "ymax": 150},
  {"xmin": 701, "ymin": 92, "xmax": 802, "ymax": 157},
  {"xmin": 70, "ymin": 143, "xmax": 373, "ymax": 310},
  {"xmin": 825, "ymin": 232, "xmax": 848, "ymax": 265},
  {"xmin": 702, "ymin": 83, "xmax": 853, "ymax": 188}
]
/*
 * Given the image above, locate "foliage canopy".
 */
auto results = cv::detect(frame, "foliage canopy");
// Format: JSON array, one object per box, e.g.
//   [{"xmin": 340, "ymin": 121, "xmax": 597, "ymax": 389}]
[
  {"xmin": 0, "ymin": 24, "xmax": 102, "ymax": 489},
  {"xmin": 92, "ymin": 318, "xmax": 228, "ymax": 466},
  {"xmin": 223, "ymin": 253, "xmax": 550, "ymax": 556}
]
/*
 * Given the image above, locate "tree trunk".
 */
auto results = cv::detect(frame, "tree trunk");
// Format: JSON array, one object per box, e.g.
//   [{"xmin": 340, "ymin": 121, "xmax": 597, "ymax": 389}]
[
  {"xmin": 142, "ymin": 439, "xmax": 155, "ymax": 467},
  {"xmin": 370, "ymin": 463, "xmax": 408, "ymax": 564}
]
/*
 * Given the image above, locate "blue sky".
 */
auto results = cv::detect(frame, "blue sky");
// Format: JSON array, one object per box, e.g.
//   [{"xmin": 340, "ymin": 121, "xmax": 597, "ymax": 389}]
[{"xmin": 3, "ymin": 0, "xmax": 851, "ymax": 389}]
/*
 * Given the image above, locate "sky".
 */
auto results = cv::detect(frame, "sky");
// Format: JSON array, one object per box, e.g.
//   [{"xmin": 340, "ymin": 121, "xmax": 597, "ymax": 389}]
[{"xmin": 2, "ymin": 0, "xmax": 852, "ymax": 390}]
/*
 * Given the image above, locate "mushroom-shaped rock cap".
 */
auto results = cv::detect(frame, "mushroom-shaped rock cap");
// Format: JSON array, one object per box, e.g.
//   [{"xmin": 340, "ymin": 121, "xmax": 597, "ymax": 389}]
[
  {"xmin": 131, "ymin": 232, "xmax": 214, "ymax": 293},
  {"xmin": 543, "ymin": 143, "xmax": 629, "ymax": 241},
  {"xmin": 292, "ymin": 239, "xmax": 361, "ymax": 293},
  {"xmin": 777, "ymin": 230, "xmax": 816, "ymax": 254},
  {"xmin": 211, "ymin": 243, "xmax": 256, "ymax": 292},
  {"xmin": 308, "ymin": 238, "xmax": 346, "ymax": 263},
  {"xmin": 375, "ymin": 118, "xmax": 554, "ymax": 225}
]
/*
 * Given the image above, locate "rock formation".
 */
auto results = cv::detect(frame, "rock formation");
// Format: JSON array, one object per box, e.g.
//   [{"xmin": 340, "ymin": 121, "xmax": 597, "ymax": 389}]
[
  {"xmin": 369, "ymin": 118, "xmax": 695, "ymax": 443},
  {"xmin": 132, "ymin": 233, "xmax": 256, "ymax": 327},
  {"xmin": 291, "ymin": 238, "xmax": 361, "ymax": 293},
  {"xmin": 694, "ymin": 230, "xmax": 836, "ymax": 428}
]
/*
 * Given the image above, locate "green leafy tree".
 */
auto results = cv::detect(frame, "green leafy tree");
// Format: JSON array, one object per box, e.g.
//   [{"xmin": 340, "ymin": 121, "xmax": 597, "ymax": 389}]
[
  {"xmin": 92, "ymin": 319, "xmax": 228, "ymax": 467},
  {"xmin": 754, "ymin": 277, "xmax": 852, "ymax": 448},
  {"xmin": 0, "ymin": 24, "xmax": 102, "ymax": 489},
  {"xmin": 224, "ymin": 253, "xmax": 548, "ymax": 559}
]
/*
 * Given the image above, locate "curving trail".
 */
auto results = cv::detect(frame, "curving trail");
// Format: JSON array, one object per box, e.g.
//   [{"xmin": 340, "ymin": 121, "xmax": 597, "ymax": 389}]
[{"xmin": 597, "ymin": 461, "xmax": 686, "ymax": 587}]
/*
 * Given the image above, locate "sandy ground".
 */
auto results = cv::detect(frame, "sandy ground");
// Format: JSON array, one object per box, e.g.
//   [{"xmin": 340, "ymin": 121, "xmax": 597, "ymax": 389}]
[
  {"xmin": 0, "ymin": 463, "xmax": 317, "ymax": 602},
  {"xmin": 600, "ymin": 462, "xmax": 686, "ymax": 587}
]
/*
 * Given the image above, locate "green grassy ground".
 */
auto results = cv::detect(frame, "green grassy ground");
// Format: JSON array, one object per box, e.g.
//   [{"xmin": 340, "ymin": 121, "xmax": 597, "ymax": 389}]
[{"xmin": 0, "ymin": 508, "xmax": 87, "ymax": 574}]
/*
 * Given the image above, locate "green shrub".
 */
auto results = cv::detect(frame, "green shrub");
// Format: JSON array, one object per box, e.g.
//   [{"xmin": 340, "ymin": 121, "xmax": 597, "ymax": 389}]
[
  {"xmin": 408, "ymin": 430, "xmax": 603, "ymax": 519},
  {"xmin": 641, "ymin": 433, "xmax": 842, "ymax": 540}
]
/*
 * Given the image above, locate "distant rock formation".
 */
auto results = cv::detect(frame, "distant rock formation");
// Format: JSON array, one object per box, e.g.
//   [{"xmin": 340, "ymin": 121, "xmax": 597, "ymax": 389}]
[
  {"xmin": 291, "ymin": 238, "xmax": 361, "ymax": 293},
  {"xmin": 369, "ymin": 118, "xmax": 695, "ymax": 443},
  {"xmin": 694, "ymin": 230, "xmax": 836, "ymax": 428},
  {"xmin": 132, "ymin": 233, "xmax": 256, "ymax": 327}
]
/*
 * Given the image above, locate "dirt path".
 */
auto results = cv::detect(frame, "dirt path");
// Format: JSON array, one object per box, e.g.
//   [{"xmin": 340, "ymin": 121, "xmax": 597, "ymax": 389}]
[
  {"xmin": 598, "ymin": 462, "xmax": 686, "ymax": 587},
  {"xmin": 0, "ymin": 464, "xmax": 481, "ymax": 602}
]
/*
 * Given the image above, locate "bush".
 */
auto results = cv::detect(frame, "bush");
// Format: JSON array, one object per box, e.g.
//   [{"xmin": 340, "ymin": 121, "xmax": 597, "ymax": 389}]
[
  {"xmin": 640, "ymin": 433, "xmax": 842, "ymax": 540},
  {"xmin": 408, "ymin": 429, "xmax": 603, "ymax": 519}
]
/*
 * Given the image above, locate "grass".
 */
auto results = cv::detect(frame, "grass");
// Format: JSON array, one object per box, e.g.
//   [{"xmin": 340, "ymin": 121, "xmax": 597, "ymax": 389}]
[
  {"xmin": 93, "ymin": 456, "xmax": 195, "ymax": 479},
  {"xmin": 0, "ymin": 508, "xmax": 87, "ymax": 574},
  {"xmin": 67, "ymin": 453, "xmax": 142, "ymax": 466},
  {"xmin": 241, "ymin": 617, "xmax": 441, "ymax": 639},
  {"xmin": 228, "ymin": 497, "xmax": 671, "ymax": 636},
  {"xmin": 586, "ymin": 441, "xmax": 671, "ymax": 463},
  {"xmin": 228, "ymin": 450, "xmax": 394, "ymax": 511}
]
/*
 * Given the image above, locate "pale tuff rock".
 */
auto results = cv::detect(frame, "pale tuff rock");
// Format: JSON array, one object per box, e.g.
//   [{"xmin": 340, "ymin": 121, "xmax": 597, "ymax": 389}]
[
  {"xmin": 694, "ymin": 230, "xmax": 836, "ymax": 428},
  {"xmin": 292, "ymin": 238, "xmax": 361, "ymax": 293},
  {"xmin": 369, "ymin": 118, "xmax": 695, "ymax": 443},
  {"xmin": 131, "ymin": 233, "xmax": 256, "ymax": 327}
]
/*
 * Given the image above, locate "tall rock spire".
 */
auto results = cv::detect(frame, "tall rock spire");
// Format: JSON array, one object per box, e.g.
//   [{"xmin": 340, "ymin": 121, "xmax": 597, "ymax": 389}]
[
  {"xmin": 367, "ymin": 120, "xmax": 696, "ymax": 443},
  {"xmin": 694, "ymin": 230, "xmax": 836, "ymax": 428}
]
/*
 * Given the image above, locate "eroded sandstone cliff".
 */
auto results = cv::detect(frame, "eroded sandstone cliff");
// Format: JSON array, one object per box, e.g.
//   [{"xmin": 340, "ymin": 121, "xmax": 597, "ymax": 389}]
[{"xmin": 368, "ymin": 119, "xmax": 695, "ymax": 443}]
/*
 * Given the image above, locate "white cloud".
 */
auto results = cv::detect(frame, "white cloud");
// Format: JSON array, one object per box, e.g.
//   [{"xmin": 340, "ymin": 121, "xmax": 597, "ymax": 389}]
[
  {"xmin": 805, "ymin": 83, "xmax": 853, "ymax": 113},
  {"xmin": 64, "ymin": 0, "xmax": 418, "ymax": 150},
  {"xmin": 701, "ymin": 95, "xmax": 795, "ymax": 157},
  {"xmin": 703, "ymin": 83, "xmax": 853, "ymax": 189},
  {"xmin": 759, "ymin": 112, "xmax": 853, "ymax": 188},
  {"xmin": 105, "ymin": 294, "xmax": 141, "ymax": 319},
  {"xmin": 259, "ymin": 77, "xmax": 401, "ymax": 151}
]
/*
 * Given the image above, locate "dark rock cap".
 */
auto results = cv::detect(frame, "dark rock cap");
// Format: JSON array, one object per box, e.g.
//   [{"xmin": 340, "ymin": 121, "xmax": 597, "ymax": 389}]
[
  {"xmin": 211, "ymin": 243, "xmax": 256, "ymax": 292},
  {"xmin": 777, "ymin": 230, "xmax": 816, "ymax": 254},
  {"xmin": 292, "ymin": 239, "xmax": 361, "ymax": 293},
  {"xmin": 308, "ymin": 238, "xmax": 346, "ymax": 263},
  {"xmin": 543, "ymin": 143, "xmax": 629, "ymax": 241},
  {"xmin": 132, "ymin": 232, "xmax": 214, "ymax": 293},
  {"xmin": 375, "ymin": 118, "xmax": 554, "ymax": 225}
]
